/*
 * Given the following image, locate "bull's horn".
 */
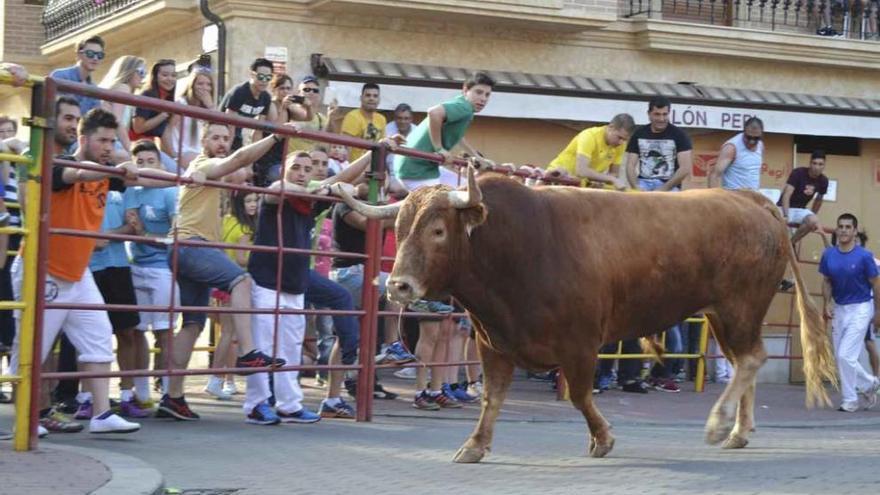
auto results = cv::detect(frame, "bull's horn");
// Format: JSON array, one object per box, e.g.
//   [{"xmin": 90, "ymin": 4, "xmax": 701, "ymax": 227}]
[
  {"xmin": 331, "ymin": 183, "xmax": 401, "ymax": 219},
  {"xmin": 448, "ymin": 165, "xmax": 482, "ymax": 209}
]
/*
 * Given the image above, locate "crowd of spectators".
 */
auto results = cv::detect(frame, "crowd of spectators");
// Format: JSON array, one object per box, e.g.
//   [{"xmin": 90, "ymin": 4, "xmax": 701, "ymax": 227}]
[{"xmin": 1, "ymin": 29, "xmax": 879, "ymax": 441}]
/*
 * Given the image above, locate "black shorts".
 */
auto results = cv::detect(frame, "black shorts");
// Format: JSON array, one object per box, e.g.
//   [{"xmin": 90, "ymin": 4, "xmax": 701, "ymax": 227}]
[{"xmin": 92, "ymin": 266, "xmax": 140, "ymax": 332}]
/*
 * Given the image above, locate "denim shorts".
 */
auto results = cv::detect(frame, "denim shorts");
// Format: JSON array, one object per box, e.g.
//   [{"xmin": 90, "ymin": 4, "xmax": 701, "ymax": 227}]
[
  {"xmin": 175, "ymin": 239, "xmax": 248, "ymax": 327},
  {"xmin": 331, "ymin": 264, "xmax": 388, "ymax": 309}
]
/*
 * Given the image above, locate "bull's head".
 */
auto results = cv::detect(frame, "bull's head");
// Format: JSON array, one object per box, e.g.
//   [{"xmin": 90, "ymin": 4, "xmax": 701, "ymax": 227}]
[{"xmin": 334, "ymin": 166, "xmax": 487, "ymax": 305}]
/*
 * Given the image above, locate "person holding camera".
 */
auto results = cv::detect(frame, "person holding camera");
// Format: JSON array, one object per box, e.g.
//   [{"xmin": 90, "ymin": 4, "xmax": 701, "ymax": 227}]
[{"xmin": 252, "ymin": 73, "xmax": 315, "ymax": 186}]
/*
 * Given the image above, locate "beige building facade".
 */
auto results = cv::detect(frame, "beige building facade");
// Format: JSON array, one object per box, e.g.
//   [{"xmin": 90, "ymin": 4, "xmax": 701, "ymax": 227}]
[{"xmin": 3, "ymin": 0, "xmax": 880, "ymax": 381}]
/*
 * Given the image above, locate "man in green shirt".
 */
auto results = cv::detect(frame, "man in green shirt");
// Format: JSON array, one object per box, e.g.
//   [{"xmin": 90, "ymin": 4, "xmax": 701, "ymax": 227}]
[{"xmin": 394, "ymin": 71, "xmax": 495, "ymax": 191}]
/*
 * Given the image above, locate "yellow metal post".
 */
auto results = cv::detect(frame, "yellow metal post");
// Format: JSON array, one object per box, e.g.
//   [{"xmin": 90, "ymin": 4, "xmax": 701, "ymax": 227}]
[
  {"xmin": 694, "ymin": 317, "xmax": 710, "ymax": 393},
  {"xmin": 12, "ymin": 100, "xmax": 45, "ymax": 452}
]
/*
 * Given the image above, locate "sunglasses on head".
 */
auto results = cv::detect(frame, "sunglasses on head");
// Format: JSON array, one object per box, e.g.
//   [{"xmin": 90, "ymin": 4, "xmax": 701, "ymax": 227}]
[
  {"xmin": 135, "ymin": 67, "xmax": 146, "ymax": 77},
  {"xmin": 302, "ymin": 87, "xmax": 320, "ymax": 93},
  {"xmin": 81, "ymin": 49, "xmax": 105, "ymax": 60},
  {"xmin": 255, "ymin": 73, "xmax": 273, "ymax": 82}
]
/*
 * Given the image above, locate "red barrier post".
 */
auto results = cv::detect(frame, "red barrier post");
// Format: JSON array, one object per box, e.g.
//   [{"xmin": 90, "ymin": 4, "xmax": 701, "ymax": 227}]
[
  {"xmin": 355, "ymin": 144, "xmax": 387, "ymax": 421},
  {"xmin": 27, "ymin": 77, "xmax": 55, "ymax": 449}
]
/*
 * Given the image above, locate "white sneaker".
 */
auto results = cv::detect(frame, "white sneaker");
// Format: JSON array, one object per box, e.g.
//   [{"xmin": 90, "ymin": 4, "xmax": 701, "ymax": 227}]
[
  {"xmin": 838, "ymin": 401, "xmax": 859, "ymax": 413},
  {"xmin": 204, "ymin": 376, "xmax": 232, "ymax": 400},
  {"xmin": 393, "ymin": 367, "xmax": 418, "ymax": 380},
  {"xmin": 222, "ymin": 379, "xmax": 238, "ymax": 396},
  {"xmin": 470, "ymin": 380, "xmax": 484, "ymax": 398},
  {"xmin": 38, "ymin": 424, "xmax": 48, "ymax": 437},
  {"xmin": 89, "ymin": 413, "xmax": 140, "ymax": 434}
]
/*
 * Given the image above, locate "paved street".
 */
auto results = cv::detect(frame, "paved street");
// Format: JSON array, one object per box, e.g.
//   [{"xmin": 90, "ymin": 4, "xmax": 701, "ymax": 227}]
[{"xmin": 4, "ymin": 375, "xmax": 879, "ymax": 494}]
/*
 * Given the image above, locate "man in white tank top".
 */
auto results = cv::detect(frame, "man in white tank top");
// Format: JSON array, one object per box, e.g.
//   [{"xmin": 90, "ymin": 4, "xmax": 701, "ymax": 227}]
[{"xmin": 708, "ymin": 117, "xmax": 764, "ymax": 190}]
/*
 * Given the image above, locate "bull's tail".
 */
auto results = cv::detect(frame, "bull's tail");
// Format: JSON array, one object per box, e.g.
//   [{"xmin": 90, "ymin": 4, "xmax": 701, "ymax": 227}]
[
  {"xmin": 640, "ymin": 337, "xmax": 664, "ymax": 364},
  {"xmin": 777, "ymin": 211, "xmax": 838, "ymax": 408}
]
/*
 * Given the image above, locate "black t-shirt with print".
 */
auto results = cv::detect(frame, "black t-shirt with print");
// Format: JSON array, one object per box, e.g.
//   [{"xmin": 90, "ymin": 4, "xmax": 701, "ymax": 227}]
[
  {"xmin": 219, "ymin": 81, "xmax": 271, "ymax": 150},
  {"xmin": 331, "ymin": 202, "xmax": 366, "ymax": 269},
  {"xmin": 778, "ymin": 167, "xmax": 828, "ymax": 209},
  {"xmin": 625, "ymin": 124, "xmax": 693, "ymax": 181}
]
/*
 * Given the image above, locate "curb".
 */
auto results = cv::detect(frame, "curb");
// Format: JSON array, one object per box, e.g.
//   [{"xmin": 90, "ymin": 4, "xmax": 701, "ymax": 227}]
[{"xmin": 46, "ymin": 443, "xmax": 164, "ymax": 495}]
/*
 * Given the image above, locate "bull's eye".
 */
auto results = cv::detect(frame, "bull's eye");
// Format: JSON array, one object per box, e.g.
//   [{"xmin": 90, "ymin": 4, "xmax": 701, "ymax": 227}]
[{"xmin": 433, "ymin": 228, "xmax": 444, "ymax": 237}]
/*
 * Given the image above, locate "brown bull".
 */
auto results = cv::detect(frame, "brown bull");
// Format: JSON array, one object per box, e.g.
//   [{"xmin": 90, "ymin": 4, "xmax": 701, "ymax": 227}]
[{"xmin": 335, "ymin": 167, "xmax": 837, "ymax": 462}]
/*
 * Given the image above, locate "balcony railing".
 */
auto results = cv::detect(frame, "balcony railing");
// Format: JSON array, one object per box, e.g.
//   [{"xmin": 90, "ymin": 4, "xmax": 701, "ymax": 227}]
[
  {"xmin": 622, "ymin": 0, "xmax": 880, "ymax": 41},
  {"xmin": 43, "ymin": 0, "xmax": 142, "ymax": 42}
]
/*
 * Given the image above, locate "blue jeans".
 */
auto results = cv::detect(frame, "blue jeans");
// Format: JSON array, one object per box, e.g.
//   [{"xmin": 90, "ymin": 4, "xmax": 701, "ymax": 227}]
[
  {"xmin": 174, "ymin": 240, "xmax": 248, "ymax": 328},
  {"xmin": 651, "ymin": 324, "xmax": 684, "ymax": 378},
  {"xmin": 331, "ymin": 264, "xmax": 388, "ymax": 309},
  {"xmin": 305, "ymin": 270, "xmax": 359, "ymax": 365}
]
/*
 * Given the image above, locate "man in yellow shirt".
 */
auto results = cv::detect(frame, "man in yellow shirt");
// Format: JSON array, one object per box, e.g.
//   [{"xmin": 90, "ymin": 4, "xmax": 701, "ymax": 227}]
[
  {"xmin": 547, "ymin": 113, "xmax": 635, "ymax": 190},
  {"xmin": 340, "ymin": 83, "xmax": 386, "ymax": 161}
]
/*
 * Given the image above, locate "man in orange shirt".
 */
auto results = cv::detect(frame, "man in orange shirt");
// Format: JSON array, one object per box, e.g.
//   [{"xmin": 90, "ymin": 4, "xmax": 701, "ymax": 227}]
[{"xmin": 10, "ymin": 107, "xmax": 150, "ymax": 434}]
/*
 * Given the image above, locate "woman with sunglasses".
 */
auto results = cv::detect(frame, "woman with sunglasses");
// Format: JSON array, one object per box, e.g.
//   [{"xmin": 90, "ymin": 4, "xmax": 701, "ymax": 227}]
[
  {"xmin": 168, "ymin": 67, "xmax": 215, "ymax": 170},
  {"xmin": 130, "ymin": 59, "xmax": 180, "ymax": 172},
  {"xmin": 99, "ymin": 56, "xmax": 147, "ymax": 163}
]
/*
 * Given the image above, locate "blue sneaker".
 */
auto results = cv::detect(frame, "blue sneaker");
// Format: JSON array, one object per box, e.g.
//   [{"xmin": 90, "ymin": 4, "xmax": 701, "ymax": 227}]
[
  {"xmin": 597, "ymin": 374, "xmax": 613, "ymax": 391},
  {"xmin": 448, "ymin": 382, "xmax": 478, "ymax": 403},
  {"xmin": 376, "ymin": 341, "xmax": 415, "ymax": 364},
  {"xmin": 246, "ymin": 402, "xmax": 280, "ymax": 425},
  {"xmin": 426, "ymin": 301, "xmax": 454, "ymax": 314},
  {"xmin": 408, "ymin": 299, "xmax": 454, "ymax": 314},
  {"xmin": 277, "ymin": 407, "xmax": 321, "ymax": 424},
  {"xmin": 386, "ymin": 341, "xmax": 416, "ymax": 364}
]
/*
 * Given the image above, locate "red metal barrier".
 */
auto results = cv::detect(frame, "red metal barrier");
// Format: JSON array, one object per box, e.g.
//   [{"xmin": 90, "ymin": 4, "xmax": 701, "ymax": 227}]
[{"xmin": 18, "ymin": 76, "xmax": 826, "ymax": 447}]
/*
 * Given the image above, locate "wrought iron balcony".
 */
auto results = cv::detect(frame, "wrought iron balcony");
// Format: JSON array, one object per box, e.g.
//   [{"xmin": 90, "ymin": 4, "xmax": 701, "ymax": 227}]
[
  {"xmin": 42, "ymin": 0, "xmax": 143, "ymax": 42},
  {"xmin": 622, "ymin": 0, "xmax": 880, "ymax": 40}
]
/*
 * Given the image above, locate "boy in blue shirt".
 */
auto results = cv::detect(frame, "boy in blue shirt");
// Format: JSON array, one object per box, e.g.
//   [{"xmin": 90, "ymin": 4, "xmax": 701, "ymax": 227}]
[
  {"xmin": 819, "ymin": 213, "xmax": 880, "ymax": 412},
  {"xmin": 123, "ymin": 140, "xmax": 179, "ymax": 407}
]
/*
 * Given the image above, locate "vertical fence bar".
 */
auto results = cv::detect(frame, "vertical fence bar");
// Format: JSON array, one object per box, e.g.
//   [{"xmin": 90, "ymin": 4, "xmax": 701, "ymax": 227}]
[
  {"xmin": 12, "ymin": 80, "xmax": 47, "ymax": 451},
  {"xmin": 695, "ymin": 317, "xmax": 710, "ymax": 393},
  {"xmin": 355, "ymin": 145, "xmax": 386, "ymax": 422},
  {"xmin": 21, "ymin": 78, "xmax": 54, "ymax": 450}
]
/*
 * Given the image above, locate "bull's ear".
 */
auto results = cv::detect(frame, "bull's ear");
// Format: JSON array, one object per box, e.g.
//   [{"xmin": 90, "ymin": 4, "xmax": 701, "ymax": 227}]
[{"xmin": 461, "ymin": 204, "xmax": 487, "ymax": 237}]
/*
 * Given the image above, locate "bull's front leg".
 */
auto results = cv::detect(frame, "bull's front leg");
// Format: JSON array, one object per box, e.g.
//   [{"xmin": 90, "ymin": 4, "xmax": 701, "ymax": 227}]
[
  {"xmin": 561, "ymin": 350, "xmax": 614, "ymax": 458},
  {"xmin": 453, "ymin": 332, "xmax": 514, "ymax": 463}
]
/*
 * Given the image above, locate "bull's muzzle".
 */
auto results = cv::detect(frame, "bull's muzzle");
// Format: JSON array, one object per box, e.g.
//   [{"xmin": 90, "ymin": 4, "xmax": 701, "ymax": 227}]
[{"xmin": 387, "ymin": 275, "xmax": 421, "ymax": 305}]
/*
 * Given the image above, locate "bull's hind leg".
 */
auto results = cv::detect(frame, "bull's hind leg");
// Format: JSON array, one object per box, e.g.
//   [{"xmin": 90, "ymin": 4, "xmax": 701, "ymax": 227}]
[
  {"xmin": 453, "ymin": 332, "xmax": 514, "ymax": 463},
  {"xmin": 561, "ymin": 352, "xmax": 614, "ymax": 458},
  {"xmin": 704, "ymin": 313, "xmax": 768, "ymax": 446}
]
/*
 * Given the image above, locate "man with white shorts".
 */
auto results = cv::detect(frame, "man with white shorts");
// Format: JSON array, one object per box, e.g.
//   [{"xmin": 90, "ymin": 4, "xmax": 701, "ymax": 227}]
[
  {"xmin": 11, "ymin": 106, "xmax": 142, "ymax": 434},
  {"xmin": 778, "ymin": 150, "xmax": 829, "ymax": 246},
  {"xmin": 243, "ymin": 151, "xmax": 331, "ymax": 425},
  {"xmin": 820, "ymin": 213, "xmax": 880, "ymax": 412},
  {"xmin": 124, "ymin": 139, "xmax": 180, "ymax": 404}
]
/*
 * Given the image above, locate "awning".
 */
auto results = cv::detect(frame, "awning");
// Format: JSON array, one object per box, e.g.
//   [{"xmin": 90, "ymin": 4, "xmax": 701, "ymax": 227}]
[{"xmin": 314, "ymin": 56, "xmax": 880, "ymax": 139}]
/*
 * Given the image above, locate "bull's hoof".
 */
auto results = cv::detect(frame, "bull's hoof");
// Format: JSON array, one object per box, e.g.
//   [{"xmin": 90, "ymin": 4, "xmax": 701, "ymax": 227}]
[
  {"xmin": 721, "ymin": 434, "xmax": 749, "ymax": 450},
  {"xmin": 706, "ymin": 411, "xmax": 734, "ymax": 445},
  {"xmin": 704, "ymin": 420, "xmax": 734, "ymax": 445},
  {"xmin": 453, "ymin": 446, "xmax": 485, "ymax": 464},
  {"xmin": 589, "ymin": 436, "xmax": 615, "ymax": 458}
]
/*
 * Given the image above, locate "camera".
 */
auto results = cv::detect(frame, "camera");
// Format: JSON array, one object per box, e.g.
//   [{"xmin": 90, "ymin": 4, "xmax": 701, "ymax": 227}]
[{"xmin": 290, "ymin": 95, "xmax": 305, "ymax": 104}]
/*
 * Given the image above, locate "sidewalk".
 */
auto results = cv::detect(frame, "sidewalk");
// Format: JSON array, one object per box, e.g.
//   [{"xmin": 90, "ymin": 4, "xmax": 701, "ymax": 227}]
[{"xmin": 0, "ymin": 440, "xmax": 162, "ymax": 495}]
